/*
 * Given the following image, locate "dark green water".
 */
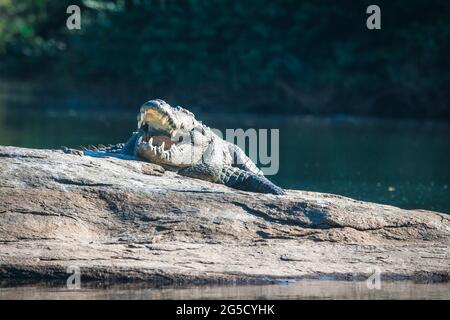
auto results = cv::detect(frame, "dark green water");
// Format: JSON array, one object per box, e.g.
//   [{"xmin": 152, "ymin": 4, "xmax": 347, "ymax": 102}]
[{"xmin": 1, "ymin": 92, "xmax": 449, "ymax": 213}]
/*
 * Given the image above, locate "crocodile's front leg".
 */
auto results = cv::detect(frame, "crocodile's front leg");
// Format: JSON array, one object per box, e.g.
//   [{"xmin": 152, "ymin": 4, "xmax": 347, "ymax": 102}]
[{"xmin": 219, "ymin": 166, "xmax": 286, "ymax": 195}]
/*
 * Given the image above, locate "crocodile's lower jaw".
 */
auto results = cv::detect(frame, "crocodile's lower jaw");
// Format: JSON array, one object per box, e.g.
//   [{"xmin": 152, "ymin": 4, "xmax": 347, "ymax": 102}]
[
  {"xmin": 139, "ymin": 136, "xmax": 179, "ymax": 158},
  {"xmin": 144, "ymin": 134, "xmax": 176, "ymax": 151}
]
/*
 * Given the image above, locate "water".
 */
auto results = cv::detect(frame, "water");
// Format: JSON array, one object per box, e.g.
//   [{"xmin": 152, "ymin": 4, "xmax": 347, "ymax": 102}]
[
  {"xmin": 0, "ymin": 281, "xmax": 449, "ymax": 300},
  {"xmin": 1, "ymin": 91, "xmax": 449, "ymax": 213}
]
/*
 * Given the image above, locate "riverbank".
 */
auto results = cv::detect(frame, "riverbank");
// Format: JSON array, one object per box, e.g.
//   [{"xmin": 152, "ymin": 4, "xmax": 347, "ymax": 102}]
[{"xmin": 0, "ymin": 146, "xmax": 449, "ymax": 284}]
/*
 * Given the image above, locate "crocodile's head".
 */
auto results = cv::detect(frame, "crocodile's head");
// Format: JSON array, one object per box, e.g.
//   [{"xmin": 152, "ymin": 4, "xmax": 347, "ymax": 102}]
[{"xmin": 135, "ymin": 99, "xmax": 210, "ymax": 168}]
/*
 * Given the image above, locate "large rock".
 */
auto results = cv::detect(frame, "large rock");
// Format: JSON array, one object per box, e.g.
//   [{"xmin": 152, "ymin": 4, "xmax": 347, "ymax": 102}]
[{"xmin": 0, "ymin": 146, "xmax": 448, "ymax": 284}]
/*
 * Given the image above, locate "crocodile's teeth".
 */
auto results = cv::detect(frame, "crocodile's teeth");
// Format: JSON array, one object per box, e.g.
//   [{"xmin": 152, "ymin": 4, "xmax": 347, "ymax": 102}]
[
  {"xmin": 149, "ymin": 137, "xmax": 153, "ymax": 145},
  {"xmin": 161, "ymin": 142, "xmax": 165, "ymax": 150}
]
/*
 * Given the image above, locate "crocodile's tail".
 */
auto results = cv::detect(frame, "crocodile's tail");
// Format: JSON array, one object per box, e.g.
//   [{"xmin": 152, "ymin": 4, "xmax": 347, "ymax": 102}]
[
  {"xmin": 62, "ymin": 143, "xmax": 124, "ymax": 156},
  {"xmin": 85, "ymin": 143, "xmax": 124, "ymax": 153},
  {"xmin": 219, "ymin": 166, "xmax": 286, "ymax": 195},
  {"xmin": 62, "ymin": 132, "xmax": 139, "ymax": 159}
]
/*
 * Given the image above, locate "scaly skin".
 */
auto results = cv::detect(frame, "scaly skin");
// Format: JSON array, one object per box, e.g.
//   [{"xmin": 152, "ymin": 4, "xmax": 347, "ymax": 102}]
[{"xmin": 63, "ymin": 99, "xmax": 285, "ymax": 195}]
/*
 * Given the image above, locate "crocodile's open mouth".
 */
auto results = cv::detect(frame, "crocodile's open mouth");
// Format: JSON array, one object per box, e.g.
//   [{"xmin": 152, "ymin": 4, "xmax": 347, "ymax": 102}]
[{"xmin": 139, "ymin": 108, "xmax": 180, "ymax": 151}]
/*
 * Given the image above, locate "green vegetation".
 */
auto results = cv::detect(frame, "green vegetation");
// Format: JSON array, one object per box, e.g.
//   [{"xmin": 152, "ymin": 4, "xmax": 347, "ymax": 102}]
[{"xmin": 1, "ymin": 0, "xmax": 449, "ymax": 119}]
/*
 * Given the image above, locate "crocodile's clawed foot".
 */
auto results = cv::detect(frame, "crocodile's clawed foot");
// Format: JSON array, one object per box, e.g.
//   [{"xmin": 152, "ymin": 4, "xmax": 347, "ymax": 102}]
[{"xmin": 61, "ymin": 146, "xmax": 84, "ymax": 156}]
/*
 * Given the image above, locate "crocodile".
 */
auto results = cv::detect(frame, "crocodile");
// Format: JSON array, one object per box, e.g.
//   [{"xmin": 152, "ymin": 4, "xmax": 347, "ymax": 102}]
[{"xmin": 63, "ymin": 99, "xmax": 285, "ymax": 195}]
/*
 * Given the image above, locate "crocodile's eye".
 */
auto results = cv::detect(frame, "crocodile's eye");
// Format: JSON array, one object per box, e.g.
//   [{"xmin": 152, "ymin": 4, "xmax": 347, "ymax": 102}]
[{"xmin": 178, "ymin": 136, "xmax": 183, "ymax": 143}]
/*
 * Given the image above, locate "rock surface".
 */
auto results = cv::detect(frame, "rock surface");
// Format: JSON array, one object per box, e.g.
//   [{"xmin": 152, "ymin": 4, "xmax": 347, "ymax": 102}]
[{"xmin": 0, "ymin": 146, "xmax": 449, "ymax": 284}]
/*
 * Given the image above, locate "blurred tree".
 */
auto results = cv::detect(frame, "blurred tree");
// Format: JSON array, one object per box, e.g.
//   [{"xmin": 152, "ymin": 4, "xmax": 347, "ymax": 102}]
[{"xmin": 0, "ymin": 0, "xmax": 449, "ymax": 119}]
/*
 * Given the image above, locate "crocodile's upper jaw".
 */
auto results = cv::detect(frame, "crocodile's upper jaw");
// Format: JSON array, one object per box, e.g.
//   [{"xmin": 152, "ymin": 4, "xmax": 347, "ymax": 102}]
[{"xmin": 137, "ymin": 99, "xmax": 196, "ymax": 133}]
